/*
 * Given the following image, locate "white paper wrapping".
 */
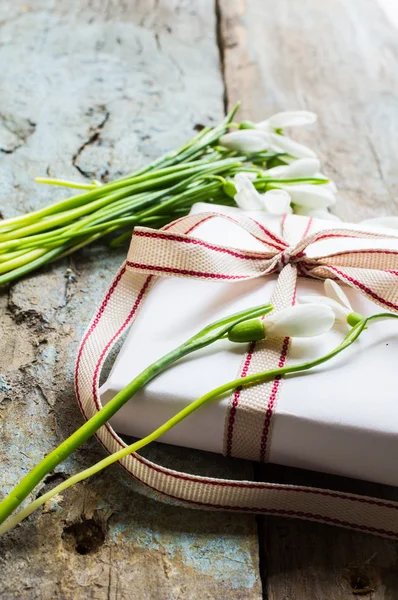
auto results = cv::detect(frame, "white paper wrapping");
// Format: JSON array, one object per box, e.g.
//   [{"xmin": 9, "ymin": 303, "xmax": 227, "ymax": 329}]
[{"xmin": 100, "ymin": 203, "xmax": 398, "ymax": 486}]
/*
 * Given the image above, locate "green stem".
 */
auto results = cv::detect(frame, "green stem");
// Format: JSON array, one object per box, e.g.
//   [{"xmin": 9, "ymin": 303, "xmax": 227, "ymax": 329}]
[
  {"xmin": 0, "ymin": 112, "xmax": 238, "ymax": 233},
  {"xmin": 35, "ymin": 179, "xmax": 98, "ymax": 190},
  {"xmin": 0, "ymin": 162, "xmax": 235, "ymax": 242},
  {"xmin": 15, "ymin": 182, "xmax": 223, "ymax": 251},
  {"xmin": 0, "ymin": 246, "xmax": 69, "ymax": 286},
  {"xmin": 35, "ymin": 158, "xmax": 224, "ymax": 191},
  {"xmin": 0, "ymin": 313, "xmax": 379, "ymax": 536},
  {"xmin": 0, "ymin": 302, "xmax": 272, "ymax": 525}
]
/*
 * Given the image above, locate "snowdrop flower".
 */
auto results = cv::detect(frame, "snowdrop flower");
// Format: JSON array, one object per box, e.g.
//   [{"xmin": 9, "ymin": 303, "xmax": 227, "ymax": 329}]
[
  {"xmin": 220, "ymin": 128, "xmax": 316, "ymax": 159},
  {"xmin": 255, "ymin": 111, "xmax": 318, "ymax": 158},
  {"xmin": 279, "ymin": 156, "xmax": 337, "ymax": 192},
  {"xmin": 256, "ymin": 110, "xmax": 317, "ymax": 131},
  {"xmin": 234, "ymin": 173, "xmax": 292, "ymax": 215},
  {"xmin": 359, "ymin": 216, "xmax": 398, "ymax": 230},
  {"xmin": 220, "ymin": 110, "xmax": 318, "ymax": 158},
  {"xmin": 275, "ymin": 184, "xmax": 336, "ymax": 209},
  {"xmin": 299, "ymin": 279, "xmax": 363, "ymax": 325},
  {"xmin": 263, "ymin": 158, "xmax": 321, "ymax": 179},
  {"xmin": 219, "ymin": 130, "xmax": 275, "ymax": 153},
  {"xmin": 269, "ymin": 132, "xmax": 316, "ymax": 159},
  {"xmin": 228, "ymin": 304, "xmax": 335, "ymax": 343}
]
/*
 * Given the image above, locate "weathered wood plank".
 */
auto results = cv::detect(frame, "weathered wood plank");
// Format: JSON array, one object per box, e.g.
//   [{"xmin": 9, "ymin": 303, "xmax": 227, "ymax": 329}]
[
  {"xmin": 220, "ymin": 0, "xmax": 398, "ymax": 223},
  {"xmin": 0, "ymin": 2, "xmax": 262, "ymax": 598},
  {"xmin": 219, "ymin": 0, "xmax": 398, "ymax": 598}
]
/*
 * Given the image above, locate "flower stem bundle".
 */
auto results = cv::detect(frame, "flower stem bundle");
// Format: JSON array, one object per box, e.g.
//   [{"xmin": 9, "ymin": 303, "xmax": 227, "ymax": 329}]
[{"xmin": 0, "ymin": 105, "xmax": 334, "ymax": 285}]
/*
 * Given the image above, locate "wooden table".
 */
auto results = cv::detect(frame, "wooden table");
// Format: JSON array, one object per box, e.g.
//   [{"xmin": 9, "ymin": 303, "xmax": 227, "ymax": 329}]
[{"xmin": 0, "ymin": 1, "xmax": 397, "ymax": 598}]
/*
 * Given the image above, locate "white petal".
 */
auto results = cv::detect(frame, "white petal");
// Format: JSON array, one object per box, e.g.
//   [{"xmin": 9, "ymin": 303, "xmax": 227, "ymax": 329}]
[
  {"xmin": 292, "ymin": 205, "xmax": 341, "ymax": 221},
  {"xmin": 324, "ymin": 279, "xmax": 352, "ymax": 311},
  {"xmin": 240, "ymin": 171, "xmax": 258, "ymax": 180},
  {"xmin": 267, "ymin": 111, "xmax": 317, "ymax": 129},
  {"xmin": 297, "ymin": 295, "xmax": 319, "ymax": 304},
  {"xmin": 279, "ymin": 184, "xmax": 336, "ymax": 209},
  {"xmin": 264, "ymin": 304, "xmax": 335, "ymax": 338},
  {"xmin": 271, "ymin": 133, "xmax": 317, "ymax": 158},
  {"xmin": 359, "ymin": 216, "xmax": 398, "ymax": 230},
  {"xmin": 234, "ymin": 173, "xmax": 259, "ymax": 193},
  {"xmin": 316, "ymin": 174, "xmax": 338, "ymax": 192},
  {"xmin": 255, "ymin": 119, "xmax": 271, "ymax": 131},
  {"xmin": 219, "ymin": 131, "xmax": 270, "ymax": 152},
  {"xmin": 298, "ymin": 295, "xmax": 349, "ymax": 322},
  {"xmin": 261, "ymin": 189, "xmax": 292, "ymax": 215},
  {"xmin": 262, "ymin": 165, "xmax": 290, "ymax": 177},
  {"xmin": 283, "ymin": 158, "xmax": 320, "ymax": 178},
  {"xmin": 264, "ymin": 158, "xmax": 320, "ymax": 179},
  {"xmin": 233, "ymin": 173, "xmax": 264, "ymax": 210}
]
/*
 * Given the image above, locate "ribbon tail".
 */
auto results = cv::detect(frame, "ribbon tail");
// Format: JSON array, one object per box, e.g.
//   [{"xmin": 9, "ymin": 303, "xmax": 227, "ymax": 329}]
[{"xmin": 224, "ymin": 263, "xmax": 299, "ymax": 462}]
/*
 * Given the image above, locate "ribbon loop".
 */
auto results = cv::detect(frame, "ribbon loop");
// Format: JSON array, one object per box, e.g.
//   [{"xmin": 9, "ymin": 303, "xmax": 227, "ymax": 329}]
[{"xmin": 127, "ymin": 212, "xmax": 398, "ymax": 314}]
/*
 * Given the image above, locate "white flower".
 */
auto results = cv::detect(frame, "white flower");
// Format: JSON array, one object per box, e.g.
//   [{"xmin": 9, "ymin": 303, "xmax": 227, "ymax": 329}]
[
  {"xmin": 276, "ymin": 184, "xmax": 336, "ymax": 209},
  {"xmin": 228, "ymin": 303, "xmax": 335, "ymax": 342},
  {"xmin": 270, "ymin": 132, "xmax": 316, "ymax": 159},
  {"xmin": 263, "ymin": 304, "xmax": 335, "ymax": 337},
  {"xmin": 219, "ymin": 130, "xmax": 273, "ymax": 153},
  {"xmin": 220, "ymin": 110, "xmax": 318, "ymax": 158},
  {"xmin": 234, "ymin": 173, "xmax": 291, "ymax": 215},
  {"xmin": 262, "ymin": 190, "xmax": 292, "ymax": 214},
  {"xmin": 263, "ymin": 158, "xmax": 320, "ymax": 179},
  {"xmin": 220, "ymin": 129, "xmax": 317, "ymax": 159},
  {"xmin": 280, "ymin": 156, "xmax": 337, "ymax": 191},
  {"xmin": 257, "ymin": 110, "xmax": 317, "ymax": 130},
  {"xmin": 299, "ymin": 279, "xmax": 354, "ymax": 323},
  {"xmin": 359, "ymin": 216, "xmax": 398, "ymax": 230}
]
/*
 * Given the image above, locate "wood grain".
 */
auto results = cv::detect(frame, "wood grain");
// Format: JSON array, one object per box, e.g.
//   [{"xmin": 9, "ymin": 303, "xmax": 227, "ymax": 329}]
[
  {"xmin": 0, "ymin": 2, "xmax": 262, "ymax": 598},
  {"xmin": 220, "ymin": 0, "xmax": 398, "ymax": 223},
  {"xmin": 219, "ymin": 0, "xmax": 398, "ymax": 598}
]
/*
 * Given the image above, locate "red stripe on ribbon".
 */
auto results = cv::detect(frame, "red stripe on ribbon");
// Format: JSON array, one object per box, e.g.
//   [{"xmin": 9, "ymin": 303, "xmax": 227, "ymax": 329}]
[
  {"xmin": 133, "ymin": 229, "xmax": 270, "ymax": 261},
  {"xmin": 329, "ymin": 266, "xmax": 398, "ymax": 312},
  {"xmin": 126, "ymin": 262, "xmax": 250, "ymax": 280}
]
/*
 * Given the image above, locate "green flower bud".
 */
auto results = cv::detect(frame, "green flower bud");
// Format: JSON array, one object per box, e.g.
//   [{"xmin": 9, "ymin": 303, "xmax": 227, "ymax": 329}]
[
  {"xmin": 228, "ymin": 318, "xmax": 265, "ymax": 343},
  {"xmin": 223, "ymin": 180, "xmax": 237, "ymax": 198},
  {"xmin": 347, "ymin": 312, "xmax": 364, "ymax": 327},
  {"xmin": 239, "ymin": 120, "xmax": 256, "ymax": 130}
]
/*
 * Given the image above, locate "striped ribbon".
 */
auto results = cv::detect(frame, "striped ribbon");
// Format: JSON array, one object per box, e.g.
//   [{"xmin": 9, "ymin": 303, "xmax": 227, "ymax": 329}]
[{"xmin": 75, "ymin": 211, "xmax": 398, "ymax": 538}]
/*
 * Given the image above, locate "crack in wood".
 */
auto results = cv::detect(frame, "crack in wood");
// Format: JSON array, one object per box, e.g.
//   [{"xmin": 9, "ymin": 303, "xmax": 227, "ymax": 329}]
[
  {"xmin": 72, "ymin": 106, "xmax": 110, "ymax": 180},
  {"xmin": 0, "ymin": 113, "xmax": 36, "ymax": 154},
  {"xmin": 215, "ymin": 0, "xmax": 228, "ymax": 114}
]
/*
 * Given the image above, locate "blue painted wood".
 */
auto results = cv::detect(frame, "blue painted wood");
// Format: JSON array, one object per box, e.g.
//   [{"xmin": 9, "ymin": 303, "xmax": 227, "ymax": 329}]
[{"xmin": 0, "ymin": 2, "xmax": 262, "ymax": 597}]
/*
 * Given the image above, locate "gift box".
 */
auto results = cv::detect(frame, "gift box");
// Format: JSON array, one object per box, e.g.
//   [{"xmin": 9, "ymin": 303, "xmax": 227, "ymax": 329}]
[{"xmin": 99, "ymin": 203, "xmax": 398, "ymax": 487}]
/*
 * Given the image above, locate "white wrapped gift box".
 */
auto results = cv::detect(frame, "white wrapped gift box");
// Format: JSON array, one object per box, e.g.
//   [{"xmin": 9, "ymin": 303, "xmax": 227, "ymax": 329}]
[{"xmin": 100, "ymin": 203, "xmax": 398, "ymax": 487}]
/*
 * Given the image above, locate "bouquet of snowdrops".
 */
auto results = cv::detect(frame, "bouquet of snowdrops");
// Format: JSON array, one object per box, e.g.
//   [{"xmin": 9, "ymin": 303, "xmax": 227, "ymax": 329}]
[{"xmin": 0, "ymin": 105, "xmax": 338, "ymax": 286}]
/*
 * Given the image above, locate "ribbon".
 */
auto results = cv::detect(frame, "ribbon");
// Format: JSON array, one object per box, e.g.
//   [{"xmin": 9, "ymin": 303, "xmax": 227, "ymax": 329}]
[
  {"xmin": 126, "ymin": 211, "xmax": 398, "ymax": 460},
  {"xmin": 126, "ymin": 212, "xmax": 398, "ymax": 312},
  {"xmin": 75, "ymin": 210, "xmax": 398, "ymax": 539}
]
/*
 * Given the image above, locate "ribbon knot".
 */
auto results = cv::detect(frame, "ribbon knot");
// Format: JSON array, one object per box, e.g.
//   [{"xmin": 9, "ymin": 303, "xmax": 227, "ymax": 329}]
[
  {"xmin": 127, "ymin": 211, "xmax": 398, "ymax": 314},
  {"xmin": 274, "ymin": 246, "xmax": 296, "ymax": 273}
]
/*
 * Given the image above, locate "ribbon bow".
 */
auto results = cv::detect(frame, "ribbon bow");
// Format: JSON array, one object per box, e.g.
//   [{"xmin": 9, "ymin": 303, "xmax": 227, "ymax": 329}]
[
  {"xmin": 127, "ymin": 211, "xmax": 398, "ymax": 314},
  {"xmin": 75, "ymin": 209, "xmax": 398, "ymax": 538}
]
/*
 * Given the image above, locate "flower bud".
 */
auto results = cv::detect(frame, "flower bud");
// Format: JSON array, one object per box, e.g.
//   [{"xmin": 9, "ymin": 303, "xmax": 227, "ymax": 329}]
[
  {"xmin": 239, "ymin": 121, "xmax": 256, "ymax": 130},
  {"xmin": 347, "ymin": 312, "xmax": 364, "ymax": 326},
  {"xmin": 228, "ymin": 319, "xmax": 266, "ymax": 343},
  {"xmin": 223, "ymin": 180, "xmax": 237, "ymax": 198}
]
